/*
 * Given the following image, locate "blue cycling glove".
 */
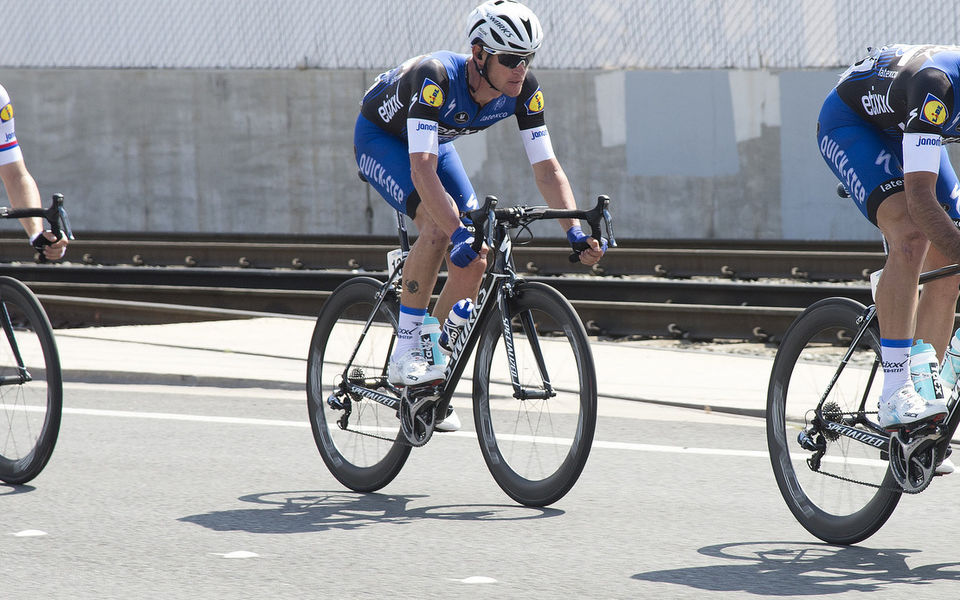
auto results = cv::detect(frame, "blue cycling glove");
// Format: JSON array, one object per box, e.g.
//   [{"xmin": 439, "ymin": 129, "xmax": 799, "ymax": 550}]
[
  {"xmin": 566, "ymin": 226, "xmax": 608, "ymax": 256},
  {"xmin": 450, "ymin": 226, "xmax": 478, "ymax": 268}
]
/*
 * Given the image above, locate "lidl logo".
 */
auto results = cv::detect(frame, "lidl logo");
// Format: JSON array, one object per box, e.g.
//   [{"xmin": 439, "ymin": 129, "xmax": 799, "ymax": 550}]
[
  {"xmin": 921, "ymin": 93, "xmax": 948, "ymax": 126},
  {"xmin": 526, "ymin": 89, "xmax": 544, "ymax": 115},
  {"xmin": 0, "ymin": 104, "xmax": 12, "ymax": 122},
  {"xmin": 419, "ymin": 78, "xmax": 444, "ymax": 108}
]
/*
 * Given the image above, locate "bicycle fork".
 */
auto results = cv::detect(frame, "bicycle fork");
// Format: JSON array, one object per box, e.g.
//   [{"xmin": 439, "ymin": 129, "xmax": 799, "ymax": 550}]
[
  {"xmin": 499, "ymin": 291, "xmax": 555, "ymax": 401},
  {"xmin": 0, "ymin": 298, "xmax": 31, "ymax": 385}
]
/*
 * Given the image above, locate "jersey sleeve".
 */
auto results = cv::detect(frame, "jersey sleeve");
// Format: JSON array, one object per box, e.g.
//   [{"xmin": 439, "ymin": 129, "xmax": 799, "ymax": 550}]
[
  {"xmin": 514, "ymin": 73, "xmax": 554, "ymax": 164},
  {"xmin": 406, "ymin": 59, "xmax": 450, "ymax": 155},
  {"xmin": 902, "ymin": 68, "xmax": 953, "ymax": 173},
  {"xmin": 0, "ymin": 84, "xmax": 24, "ymax": 166},
  {"xmin": 903, "ymin": 67, "xmax": 954, "ymax": 135}
]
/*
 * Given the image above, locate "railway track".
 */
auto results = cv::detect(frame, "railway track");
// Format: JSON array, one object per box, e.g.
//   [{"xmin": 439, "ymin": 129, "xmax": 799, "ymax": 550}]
[
  {"xmin": 0, "ymin": 234, "xmax": 888, "ymax": 341},
  {"xmin": 0, "ymin": 234, "xmax": 885, "ymax": 280}
]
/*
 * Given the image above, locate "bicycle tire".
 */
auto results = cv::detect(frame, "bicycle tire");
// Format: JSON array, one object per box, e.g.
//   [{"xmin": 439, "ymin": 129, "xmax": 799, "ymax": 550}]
[
  {"xmin": 307, "ymin": 277, "xmax": 410, "ymax": 493},
  {"xmin": 766, "ymin": 297, "xmax": 900, "ymax": 545},
  {"xmin": 473, "ymin": 281, "xmax": 597, "ymax": 507},
  {"xmin": 0, "ymin": 277, "xmax": 62, "ymax": 484}
]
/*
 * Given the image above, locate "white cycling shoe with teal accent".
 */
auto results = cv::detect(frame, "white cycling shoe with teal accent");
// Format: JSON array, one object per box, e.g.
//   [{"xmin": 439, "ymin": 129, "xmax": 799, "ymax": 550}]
[
  {"xmin": 387, "ymin": 348, "xmax": 445, "ymax": 387},
  {"xmin": 877, "ymin": 383, "xmax": 947, "ymax": 430}
]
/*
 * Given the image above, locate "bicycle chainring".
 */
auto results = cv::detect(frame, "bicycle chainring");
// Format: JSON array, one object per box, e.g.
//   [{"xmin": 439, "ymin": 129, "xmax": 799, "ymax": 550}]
[
  {"xmin": 399, "ymin": 385, "xmax": 440, "ymax": 447},
  {"xmin": 888, "ymin": 428, "xmax": 939, "ymax": 494}
]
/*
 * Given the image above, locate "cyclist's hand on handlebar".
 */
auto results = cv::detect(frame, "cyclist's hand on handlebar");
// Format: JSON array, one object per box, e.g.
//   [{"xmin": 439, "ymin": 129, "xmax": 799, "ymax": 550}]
[
  {"xmin": 566, "ymin": 225, "xmax": 607, "ymax": 266},
  {"xmin": 450, "ymin": 225, "xmax": 487, "ymax": 268},
  {"xmin": 30, "ymin": 230, "xmax": 68, "ymax": 262}
]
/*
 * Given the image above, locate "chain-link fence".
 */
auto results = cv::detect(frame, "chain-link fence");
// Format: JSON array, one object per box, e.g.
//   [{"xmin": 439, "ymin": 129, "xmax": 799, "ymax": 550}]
[{"xmin": 2, "ymin": 0, "xmax": 959, "ymax": 69}]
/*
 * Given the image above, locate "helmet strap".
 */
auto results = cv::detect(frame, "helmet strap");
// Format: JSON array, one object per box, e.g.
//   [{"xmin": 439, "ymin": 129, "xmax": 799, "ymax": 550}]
[{"xmin": 469, "ymin": 49, "xmax": 501, "ymax": 95}]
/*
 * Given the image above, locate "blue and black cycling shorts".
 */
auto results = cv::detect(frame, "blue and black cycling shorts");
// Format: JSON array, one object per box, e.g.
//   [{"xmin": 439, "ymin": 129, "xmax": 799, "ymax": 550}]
[
  {"xmin": 817, "ymin": 89, "xmax": 960, "ymax": 225},
  {"xmin": 354, "ymin": 114, "xmax": 478, "ymax": 218}
]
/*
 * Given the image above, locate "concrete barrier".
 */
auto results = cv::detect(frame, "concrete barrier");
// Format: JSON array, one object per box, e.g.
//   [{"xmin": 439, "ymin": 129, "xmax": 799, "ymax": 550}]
[{"xmin": 0, "ymin": 67, "xmax": 911, "ymax": 241}]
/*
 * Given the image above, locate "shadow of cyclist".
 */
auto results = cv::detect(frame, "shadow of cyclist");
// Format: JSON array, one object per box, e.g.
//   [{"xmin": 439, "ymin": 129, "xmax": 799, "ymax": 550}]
[
  {"xmin": 632, "ymin": 541, "xmax": 960, "ymax": 595},
  {"xmin": 179, "ymin": 489, "xmax": 561, "ymax": 534}
]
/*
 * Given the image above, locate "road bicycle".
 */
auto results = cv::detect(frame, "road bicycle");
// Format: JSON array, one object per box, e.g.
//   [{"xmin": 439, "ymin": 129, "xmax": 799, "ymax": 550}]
[
  {"xmin": 307, "ymin": 194, "xmax": 615, "ymax": 507},
  {"xmin": 0, "ymin": 193, "xmax": 74, "ymax": 484},
  {"xmin": 766, "ymin": 251, "xmax": 960, "ymax": 544}
]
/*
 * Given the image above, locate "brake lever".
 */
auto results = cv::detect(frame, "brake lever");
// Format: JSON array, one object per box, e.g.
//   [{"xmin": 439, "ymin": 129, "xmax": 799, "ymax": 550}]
[
  {"xmin": 469, "ymin": 195, "xmax": 498, "ymax": 255},
  {"xmin": 33, "ymin": 193, "xmax": 75, "ymax": 263},
  {"xmin": 568, "ymin": 195, "xmax": 615, "ymax": 263}
]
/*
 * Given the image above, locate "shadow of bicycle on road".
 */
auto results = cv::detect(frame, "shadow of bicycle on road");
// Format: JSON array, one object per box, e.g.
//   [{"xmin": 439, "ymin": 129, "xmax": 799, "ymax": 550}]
[
  {"xmin": 179, "ymin": 489, "xmax": 561, "ymax": 534},
  {"xmin": 0, "ymin": 483, "xmax": 36, "ymax": 496},
  {"xmin": 632, "ymin": 541, "xmax": 960, "ymax": 595}
]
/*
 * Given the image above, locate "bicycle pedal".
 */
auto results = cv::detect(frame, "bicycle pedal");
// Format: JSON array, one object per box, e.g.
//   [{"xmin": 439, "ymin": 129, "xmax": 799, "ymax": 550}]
[
  {"xmin": 406, "ymin": 382, "xmax": 443, "ymax": 395},
  {"xmin": 886, "ymin": 417, "xmax": 944, "ymax": 436}
]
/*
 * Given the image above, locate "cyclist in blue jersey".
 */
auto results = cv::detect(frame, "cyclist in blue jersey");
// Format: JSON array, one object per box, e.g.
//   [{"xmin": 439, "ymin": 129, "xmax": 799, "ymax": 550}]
[
  {"xmin": 818, "ymin": 45, "xmax": 960, "ymax": 432},
  {"xmin": 0, "ymin": 83, "xmax": 68, "ymax": 261},
  {"xmin": 354, "ymin": 0, "xmax": 605, "ymax": 416}
]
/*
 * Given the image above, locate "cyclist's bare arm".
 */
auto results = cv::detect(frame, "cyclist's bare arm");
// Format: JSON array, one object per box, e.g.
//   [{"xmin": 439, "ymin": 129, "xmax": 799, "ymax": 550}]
[
  {"xmin": 531, "ymin": 157, "xmax": 603, "ymax": 265},
  {"xmin": 905, "ymin": 170, "xmax": 960, "ymax": 263},
  {"xmin": 0, "ymin": 160, "xmax": 66, "ymax": 260},
  {"xmin": 0, "ymin": 160, "xmax": 42, "ymax": 237},
  {"xmin": 409, "ymin": 151, "xmax": 463, "ymax": 236}
]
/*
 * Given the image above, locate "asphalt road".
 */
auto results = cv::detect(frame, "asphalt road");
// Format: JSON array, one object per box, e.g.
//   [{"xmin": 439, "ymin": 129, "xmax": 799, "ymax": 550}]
[{"xmin": 4, "ymin": 381, "xmax": 960, "ymax": 599}]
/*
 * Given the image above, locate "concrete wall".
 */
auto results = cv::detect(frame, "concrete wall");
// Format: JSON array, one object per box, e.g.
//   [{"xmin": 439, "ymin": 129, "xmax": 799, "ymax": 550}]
[{"xmin": 0, "ymin": 67, "xmax": 913, "ymax": 241}]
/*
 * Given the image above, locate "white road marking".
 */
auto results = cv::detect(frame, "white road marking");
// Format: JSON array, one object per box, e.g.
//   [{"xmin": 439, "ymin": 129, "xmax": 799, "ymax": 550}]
[
  {"xmin": 22, "ymin": 405, "xmax": 879, "ymax": 464},
  {"xmin": 12, "ymin": 530, "xmax": 47, "ymax": 537},
  {"xmin": 213, "ymin": 551, "xmax": 260, "ymax": 559},
  {"xmin": 61, "ymin": 406, "xmax": 307, "ymax": 428},
  {"xmin": 452, "ymin": 576, "xmax": 497, "ymax": 584},
  {"xmin": 42, "ymin": 405, "xmax": 777, "ymax": 459}
]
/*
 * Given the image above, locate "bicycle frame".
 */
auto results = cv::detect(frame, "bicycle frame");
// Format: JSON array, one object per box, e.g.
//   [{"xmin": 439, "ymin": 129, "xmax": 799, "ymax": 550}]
[
  {"xmin": 331, "ymin": 214, "xmax": 529, "ymax": 420},
  {"xmin": 808, "ymin": 263, "xmax": 960, "ymax": 460},
  {"xmin": 0, "ymin": 193, "xmax": 73, "ymax": 386},
  {"xmin": 330, "ymin": 193, "xmax": 615, "ymax": 429},
  {"xmin": 0, "ymin": 299, "xmax": 32, "ymax": 385}
]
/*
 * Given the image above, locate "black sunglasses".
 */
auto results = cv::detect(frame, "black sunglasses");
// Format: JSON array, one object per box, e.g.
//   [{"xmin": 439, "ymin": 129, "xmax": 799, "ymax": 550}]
[{"xmin": 492, "ymin": 51, "xmax": 534, "ymax": 69}]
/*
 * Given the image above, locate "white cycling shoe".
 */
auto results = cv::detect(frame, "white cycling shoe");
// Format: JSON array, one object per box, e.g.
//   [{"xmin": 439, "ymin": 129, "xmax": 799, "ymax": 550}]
[
  {"xmin": 877, "ymin": 383, "xmax": 947, "ymax": 430},
  {"xmin": 435, "ymin": 405, "xmax": 461, "ymax": 433},
  {"xmin": 387, "ymin": 348, "xmax": 445, "ymax": 387},
  {"xmin": 936, "ymin": 457, "xmax": 955, "ymax": 476}
]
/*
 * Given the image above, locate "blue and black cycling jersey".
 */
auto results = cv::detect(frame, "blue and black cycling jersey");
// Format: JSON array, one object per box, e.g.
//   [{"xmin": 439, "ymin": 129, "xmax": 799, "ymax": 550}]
[
  {"xmin": 818, "ymin": 45, "xmax": 960, "ymax": 224},
  {"xmin": 835, "ymin": 44, "xmax": 960, "ymax": 141},
  {"xmin": 359, "ymin": 50, "xmax": 546, "ymax": 142}
]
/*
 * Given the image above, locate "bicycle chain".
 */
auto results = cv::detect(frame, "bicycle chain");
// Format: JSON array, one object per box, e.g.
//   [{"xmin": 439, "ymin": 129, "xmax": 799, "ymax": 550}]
[
  {"xmin": 341, "ymin": 425, "xmax": 415, "ymax": 447},
  {"xmin": 809, "ymin": 409, "xmax": 933, "ymax": 494}
]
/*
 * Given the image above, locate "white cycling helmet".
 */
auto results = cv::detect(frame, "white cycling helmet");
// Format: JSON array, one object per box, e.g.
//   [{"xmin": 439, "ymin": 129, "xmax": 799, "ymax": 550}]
[{"xmin": 466, "ymin": 0, "xmax": 543, "ymax": 55}]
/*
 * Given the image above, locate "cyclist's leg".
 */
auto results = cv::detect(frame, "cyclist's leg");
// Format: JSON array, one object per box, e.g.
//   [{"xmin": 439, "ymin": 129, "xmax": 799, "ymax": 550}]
[
  {"xmin": 432, "ymin": 143, "xmax": 485, "ymax": 321},
  {"xmin": 915, "ymin": 149, "xmax": 960, "ymax": 358},
  {"xmin": 355, "ymin": 116, "xmax": 446, "ymax": 309},
  {"xmin": 355, "ymin": 115, "xmax": 444, "ymax": 377},
  {"xmin": 818, "ymin": 91, "xmax": 922, "ymax": 344}
]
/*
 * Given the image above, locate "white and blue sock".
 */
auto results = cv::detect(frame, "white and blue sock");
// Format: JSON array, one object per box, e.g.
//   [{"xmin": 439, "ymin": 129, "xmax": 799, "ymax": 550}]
[
  {"xmin": 881, "ymin": 338, "xmax": 912, "ymax": 399},
  {"xmin": 393, "ymin": 304, "xmax": 427, "ymax": 360}
]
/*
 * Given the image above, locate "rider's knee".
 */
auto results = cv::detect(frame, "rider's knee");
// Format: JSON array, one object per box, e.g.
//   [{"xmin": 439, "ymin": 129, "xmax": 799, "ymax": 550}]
[
  {"xmin": 448, "ymin": 253, "xmax": 487, "ymax": 276},
  {"xmin": 415, "ymin": 222, "xmax": 452, "ymax": 253},
  {"xmin": 922, "ymin": 274, "xmax": 960, "ymax": 299},
  {"xmin": 886, "ymin": 228, "xmax": 930, "ymax": 263}
]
